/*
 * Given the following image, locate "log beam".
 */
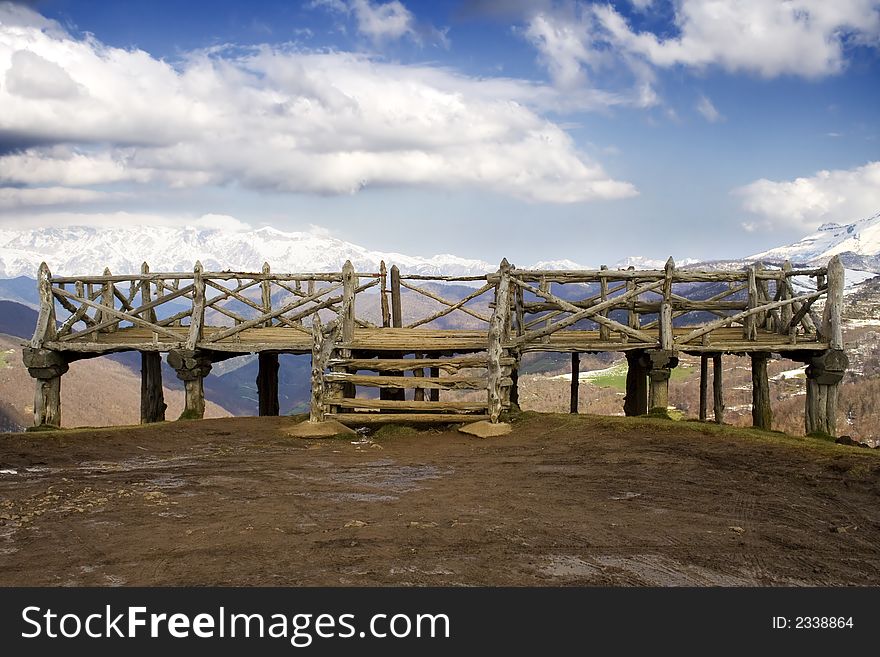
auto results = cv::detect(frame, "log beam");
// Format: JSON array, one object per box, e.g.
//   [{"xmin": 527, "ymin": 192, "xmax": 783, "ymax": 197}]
[
  {"xmin": 750, "ymin": 351, "xmax": 772, "ymax": 430},
  {"xmin": 167, "ymin": 349, "xmax": 213, "ymax": 420},
  {"xmin": 140, "ymin": 351, "xmax": 166, "ymax": 424},
  {"xmin": 257, "ymin": 352, "xmax": 280, "ymax": 416},
  {"xmin": 22, "ymin": 348, "xmax": 69, "ymax": 429}
]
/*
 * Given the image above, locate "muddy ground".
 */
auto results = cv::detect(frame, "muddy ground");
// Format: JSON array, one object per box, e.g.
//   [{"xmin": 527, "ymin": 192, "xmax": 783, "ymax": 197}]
[{"xmin": 1, "ymin": 413, "xmax": 879, "ymax": 586}]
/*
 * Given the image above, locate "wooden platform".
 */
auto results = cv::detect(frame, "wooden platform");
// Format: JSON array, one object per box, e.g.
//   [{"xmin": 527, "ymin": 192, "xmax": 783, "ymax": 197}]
[{"xmin": 43, "ymin": 325, "xmax": 829, "ymax": 356}]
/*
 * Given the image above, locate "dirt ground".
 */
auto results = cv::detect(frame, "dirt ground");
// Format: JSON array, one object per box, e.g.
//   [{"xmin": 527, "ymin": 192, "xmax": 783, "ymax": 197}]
[{"xmin": 1, "ymin": 413, "xmax": 879, "ymax": 586}]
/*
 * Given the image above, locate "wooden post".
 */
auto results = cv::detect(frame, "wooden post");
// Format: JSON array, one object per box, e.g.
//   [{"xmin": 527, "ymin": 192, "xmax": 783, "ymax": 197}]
[
  {"xmin": 599, "ymin": 265, "xmax": 609, "ymax": 341},
  {"xmin": 31, "ymin": 262, "xmax": 57, "ymax": 348},
  {"xmin": 388, "ymin": 265, "xmax": 405, "ymax": 402},
  {"xmin": 488, "ymin": 259, "xmax": 511, "ymax": 423},
  {"xmin": 140, "ymin": 351, "xmax": 166, "ymax": 423},
  {"xmin": 570, "ymin": 352, "xmax": 580, "ymax": 414},
  {"xmin": 186, "ymin": 261, "xmax": 205, "ymax": 351},
  {"xmin": 626, "ymin": 266, "xmax": 638, "ymax": 339},
  {"xmin": 699, "ymin": 354, "xmax": 709, "ymax": 421},
  {"xmin": 780, "ymin": 260, "xmax": 793, "ymax": 335},
  {"xmin": 713, "ymin": 354, "xmax": 724, "ymax": 424},
  {"xmin": 804, "ymin": 349, "xmax": 848, "ymax": 436},
  {"xmin": 660, "ymin": 257, "xmax": 675, "ymax": 351},
  {"xmin": 261, "ymin": 262, "xmax": 272, "ymax": 327},
  {"xmin": 167, "ymin": 350, "xmax": 211, "ymax": 420},
  {"xmin": 102, "ymin": 267, "xmax": 116, "ymax": 332},
  {"xmin": 310, "ymin": 317, "xmax": 325, "ymax": 422},
  {"xmin": 509, "ymin": 363, "xmax": 519, "ymax": 406},
  {"xmin": 413, "ymin": 353, "xmax": 426, "ymax": 402},
  {"xmin": 257, "ymin": 352, "xmax": 280, "ymax": 416},
  {"xmin": 140, "ymin": 262, "xmax": 157, "ymax": 323},
  {"xmin": 823, "ymin": 255, "xmax": 844, "ymax": 350},
  {"xmin": 645, "ymin": 350, "xmax": 677, "ymax": 415},
  {"xmin": 750, "ymin": 351, "xmax": 772, "ymax": 430},
  {"xmin": 744, "ymin": 265, "xmax": 758, "ymax": 340},
  {"xmin": 624, "ymin": 350, "xmax": 648, "ymax": 416},
  {"xmin": 23, "ymin": 348, "xmax": 68, "ymax": 429},
  {"xmin": 390, "ymin": 265, "xmax": 402, "ymax": 328},
  {"xmin": 379, "ymin": 260, "xmax": 391, "ymax": 328}
]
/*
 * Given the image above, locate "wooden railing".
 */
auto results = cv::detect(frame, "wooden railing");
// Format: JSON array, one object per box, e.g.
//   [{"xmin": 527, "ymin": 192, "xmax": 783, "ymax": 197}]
[
  {"xmin": 486, "ymin": 257, "xmax": 841, "ymax": 352},
  {"xmin": 31, "ymin": 260, "xmax": 381, "ymax": 349},
  {"xmin": 31, "ymin": 256, "xmax": 843, "ymax": 356}
]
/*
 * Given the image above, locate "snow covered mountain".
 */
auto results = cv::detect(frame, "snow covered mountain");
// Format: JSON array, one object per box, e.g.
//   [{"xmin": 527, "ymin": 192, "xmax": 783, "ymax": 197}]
[
  {"xmin": 750, "ymin": 211, "xmax": 880, "ymax": 272},
  {"xmin": 0, "ymin": 225, "xmax": 496, "ymax": 278}
]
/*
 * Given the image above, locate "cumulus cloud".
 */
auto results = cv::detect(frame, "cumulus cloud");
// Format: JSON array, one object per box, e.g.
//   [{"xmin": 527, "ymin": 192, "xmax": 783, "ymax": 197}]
[
  {"xmin": 734, "ymin": 161, "xmax": 880, "ymax": 231},
  {"xmin": 695, "ymin": 95, "xmax": 722, "ymax": 123},
  {"xmin": 593, "ymin": 0, "xmax": 880, "ymax": 78},
  {"xmin": 312, "ymin": 0, "xmax": 446, "ymax": 47},
  {"xmin": 0, "ymin": 4, "xmax": 635, "ymax": 205},
  {"xmin": 0, "ymin": 186, "xmax": 114, "ymax": 209}
]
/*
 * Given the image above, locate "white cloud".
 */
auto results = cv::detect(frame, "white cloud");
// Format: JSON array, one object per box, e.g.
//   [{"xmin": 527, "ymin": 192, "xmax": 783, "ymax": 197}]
[
  {"xmin": 350, "ymin": 0, "xmax": 417, "ymax": 43},
  {"xmin": 695, "ymin": 94, "xmax": 722, "ymax": 122},
  {"xmin": 594, "ymin": 0, "xmax": 880, "ymax": 78},
  {"xmin": 734, "ymin": 161, "xmax": 880, "ymax": 231},
  {"xmin": 0, "ymin": 4, "xmax": 636, "ymax": 205},
  {"xmin": 0, "ymin": 186, "xmax": 113, "ymax": 209}
]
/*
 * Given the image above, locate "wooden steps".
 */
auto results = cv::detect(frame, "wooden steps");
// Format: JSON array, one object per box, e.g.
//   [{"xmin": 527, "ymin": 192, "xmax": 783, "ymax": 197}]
[
  {"xmin": 324, "ymin": 373, "xmax": 495, "ymax": 390},
  {"xmin": 332, "ymin": 413, "xmax": 490, "ymax": 425},
  {"xmin": 334, "ymin": 399, "xmax": 488, "ymax": 411}
]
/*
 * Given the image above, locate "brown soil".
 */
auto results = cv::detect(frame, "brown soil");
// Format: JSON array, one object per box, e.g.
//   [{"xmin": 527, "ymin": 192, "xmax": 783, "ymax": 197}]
[{"xmin": 1, "ymin": 413, "xmax": 879, "ymax": 586}]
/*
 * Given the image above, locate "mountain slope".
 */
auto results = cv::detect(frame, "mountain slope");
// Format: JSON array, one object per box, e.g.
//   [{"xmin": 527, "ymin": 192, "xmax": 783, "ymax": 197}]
[{"xmin": 751, "ymin": 211, "xmax": 880, "ymax": 271}]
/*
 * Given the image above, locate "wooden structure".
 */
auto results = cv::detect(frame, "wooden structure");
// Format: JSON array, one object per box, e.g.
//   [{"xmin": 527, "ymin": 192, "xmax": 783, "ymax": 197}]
[{"xmin": 23, "ymin": 255, "xmax": 847, "ymax": 436}]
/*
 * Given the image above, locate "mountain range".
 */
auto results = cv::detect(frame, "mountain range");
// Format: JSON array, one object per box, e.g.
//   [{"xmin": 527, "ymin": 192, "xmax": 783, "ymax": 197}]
[{"xmin": 2, "ymin": 211, "xmax": 879, "ymax": 281}]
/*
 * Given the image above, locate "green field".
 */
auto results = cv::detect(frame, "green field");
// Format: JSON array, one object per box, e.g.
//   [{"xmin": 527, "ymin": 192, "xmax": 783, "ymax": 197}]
[{"xmin": 585, "ymin": 360, "xmax": 693, "ymax": 391}]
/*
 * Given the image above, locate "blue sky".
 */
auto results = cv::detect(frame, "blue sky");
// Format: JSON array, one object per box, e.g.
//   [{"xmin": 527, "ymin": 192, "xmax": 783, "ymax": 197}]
[{"xmin": 0, "ymin": 0, "xmax": 878, "ymax": 265}]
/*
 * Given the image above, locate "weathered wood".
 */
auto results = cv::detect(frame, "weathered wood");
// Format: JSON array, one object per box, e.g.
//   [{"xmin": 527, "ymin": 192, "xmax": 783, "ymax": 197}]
[
  {"xmin": 140, "ymin": 351, "xmax": 166, "ymax": 423},
  {"xmin": 676, "ymin": 290, "xmax": 823, "ymax": 346},
  {"xmin": 570, "ymin": 352, "xmax": 580, "ymax": 414},
  {"xmin": 743, "ymin": 265, "xmax": 758, "ymax": 340},
  {"xmin": 202, "ymin": 282, "xmax": 343, "ymax": 343},
  {"xmin": 34, "ymin": 375, "xmax": 62, "ymax": 428},
  {"xmin": 699, "ymin": 355, "xmax": 708, "ymax": 421},
  {"xmin": 511, "ymin": 276, "xmax": 664, "ymax": 345},
  {"xmin": 430, "ymin": 366, "xmax": 441, "ymax": 402},
  {"xmin": 404, "ymin": 281, "xmax": 494, "ymax": 328},
  {"xmin": 186, "ymin": 261, "xmax": 205, "ymax": 350},
  {"xmin": 310, "ymin": 317, "xmax": 325, "ymax": 422},
  {"xmin": 713, "ymin": 354, "xmax": 724, "ymax": 424},
  {"xmin": 140, "ymin": 263, "xmax": 157, "ymax": 324},
  {"xmin": 101, "ymin": 268, "xmax": 117, "ymax": 333},
  {"xmin": 390, "ymin": 265, "xmax": 402, "ymax": 328},
  {"xmin": 31, "ymin": 263, "xmax": 58, "ymax": 346},
  {"xmin": 379, "ymin": 261, "xmax": 391, "ymax": 328},
  {"xmin": 750, "ymin": 352, "xmax": 771, "ymax": 430},
  {"xmin": 332, "ymin": 412, "xmax": 491, "ymax": 425},
  {"xmin": 599, "ymin": 265, "xmax": 610, "ymax": 341},
  {"xmin": 328, "ymin": 355, "xmax": 504, "ymax": 371},
  {"xmin": 257, "ymin": 352, "xmax": 280, "ymax": 416},
  {"xmin": 488, "ymin": 259, "xmax": 511, "ymax": 422},
  {"xmin": 333, "ymin": 399, "xmax": 487, "ymax": 411},
  {"xmin": 324, "ymin": 373, "xmax": 495, "ymax": 390},
  {"xmin": 823, "ymin": 255, "xmax": 844, "ymax": 350},
  {"xmin": 780, "ymin": 261, "xmax": 793, "ymax": 334},
  {"xmin": 624, "ymin": 350, "xmax": 648, "ymax": 416},
  {"xmin": 261, "ymin": 262, "xmax": 272, "ymax": 328}
]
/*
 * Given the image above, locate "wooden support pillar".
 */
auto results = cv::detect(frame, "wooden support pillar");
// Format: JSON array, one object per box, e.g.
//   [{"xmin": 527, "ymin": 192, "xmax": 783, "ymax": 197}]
[
  {"xmin": 699, "ymin": 355, "xmax": 709, "ymax": 421},
  {"xmin": 509, "ymin": 363, "xmax": 519, "ymax": 407},
  {"xmin": 804, "ymin": 349, "xmax": 848, "ymax": 436},
  {"xmin": 712, "ymin": 354, "xmax": 724, "ymax": 424},
  {"xmin": 386, "ymin": 265, "xmax": 406, "ymax": 402},
  {"xmin": 257, "ymin": 352, "xmax": 280, "ymax": 416},
  {"xmin": 644, "ymin": 350, "xmax": 677, "ymax": 415},
  {"xmin": 140, "ymin": 351, "xmax": 166, "ymax": 423},
  {"xmin": 339, "ymin": 260, "xmax": 357, "ymax": 401},
  {"xmin": 750, "ymin": 351, "xmax": 772, "ymax": 430},
  {"xmin": 23, "ymin": 348, "xmax": 69, "ymax": 429},
  {"xmin": 310, "ymin": 317, "xmax": 326, "ymax": 422},
  {"xmin": 570, "ymin": 352, "xmax": 580, "ymax": 414},
  {"xmin": 624, "ymin": 350, "xmax": 648, "ymax": 416},
  {"xmin": 167, "ymin": 349, "xmax": 212, "ymax": 420},
  {"xmin": 488, "ymin": 258, "xmax": 511, "ymax": 423}
]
